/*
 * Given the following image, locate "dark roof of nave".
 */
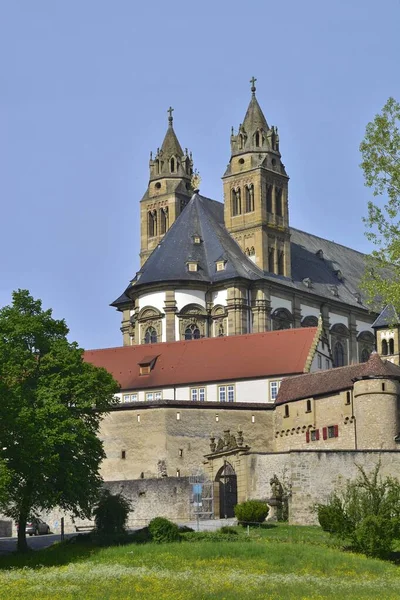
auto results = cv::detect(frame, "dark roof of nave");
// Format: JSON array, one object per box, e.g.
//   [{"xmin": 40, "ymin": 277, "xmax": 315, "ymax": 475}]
[
  {"xmin": 372, "ymin": 304, "xmax": 400, "ymax": 329},
  {"xmin": 112, "ymin": 195, "xmax": 370, "ymax": 311},
  {"xmin": 277, "ymin": 352, "xmax": 400, "ymax": 404}
]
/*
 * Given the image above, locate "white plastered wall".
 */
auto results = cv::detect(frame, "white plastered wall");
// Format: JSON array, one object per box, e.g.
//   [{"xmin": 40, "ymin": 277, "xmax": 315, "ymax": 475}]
[
  {"xmin": 300, "ymin": 304, "xmax": 320, "ymax": 319},
  {"xmin": 138, "ymin": 291, "xmax": 166, "ymax": 312},
  {"xmin": 329, "ymin": 313, "xmax": 349, "ymax": 328},
  {"xmin": 175, "ymin": 290, "xmax": 206, "ymax": 311},
  {"xmin": 212, "ymin": 289, "xmax": 228, "ymax": 306},
  {"xmin": 270, "ymin": 296, "xmax": 292, "ymax": 313}
]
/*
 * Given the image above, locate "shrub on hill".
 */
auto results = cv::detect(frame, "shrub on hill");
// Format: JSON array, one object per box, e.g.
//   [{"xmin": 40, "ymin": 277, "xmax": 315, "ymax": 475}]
[
  {"xmin": 316, "ymin": 463, "xmax": 400, "ymax": 558},
  {"xmin": 234, "ymin": 500, "xmax": 269, "ymax": 525},
  {"xmin": 93, "ymin": 490, "xmax": 131, "ymax": 536}
]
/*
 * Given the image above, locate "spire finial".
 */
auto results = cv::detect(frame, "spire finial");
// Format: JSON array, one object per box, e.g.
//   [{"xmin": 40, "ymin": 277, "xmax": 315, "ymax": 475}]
[
  {"xmin": 167, "ymin": 106, "xmax": 174, "ymax": 126},
  {"xmin": 250, "ymin": 76, "xmax": 257, "ymax": 95}
]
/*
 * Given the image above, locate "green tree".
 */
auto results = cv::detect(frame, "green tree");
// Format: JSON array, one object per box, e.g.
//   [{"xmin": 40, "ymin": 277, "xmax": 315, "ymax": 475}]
[
  {"xmin": 94, "ymin": 489, "xmax": 131, "ymax": 535},
  {"xmin": 316, "ymin": 463, "xmax": 400, "ymax": 558},
  {"xmin": 0, "ymin": 290, "xmax": 119, "ymax": 552},
  {"xmin": 360, "ymin": 97, "xmax": 400, "ymax": 310}
]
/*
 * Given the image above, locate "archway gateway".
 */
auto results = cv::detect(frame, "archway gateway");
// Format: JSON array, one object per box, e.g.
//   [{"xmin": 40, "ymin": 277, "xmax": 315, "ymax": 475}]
[{"xmin": 216, "ymin": 461, "xmax": 237, "ymax": 518}]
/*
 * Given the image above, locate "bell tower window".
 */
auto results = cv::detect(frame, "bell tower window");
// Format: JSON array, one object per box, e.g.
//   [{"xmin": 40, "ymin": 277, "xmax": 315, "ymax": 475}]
[
  {"xmin": 159, "ymin": 207, "xmax": 168, "ymax": 235},
  {"xmin": 245, "ymin": 185, "xmax": 255, "ymax": 213},
  {"xmin": 382, "ymin": 339, "xmax": 388, "ymax": 355},
  {"xmin": 278, "ymin": 250, "xmax": 284, "ymax": 275},
  {"xmin": 276, "ymin": 188, "xmax": 283, "ymax": 216},
  {"xmin": 148, "ymin": 210, "xmax": 157, "ymax": 238},
  {"xmin": 231, "ymin": 188, "xmax": 242, "ymax": 216},
  {"xmin": 170, "ymin": 157, "xmax": 175, "ymax": 173},
  {"xmin": 266, "ymin": 185, "xmax": 273, "ymax": 213},
  {"xmin": 389, "ymin": 338, "xmax": 395, "ymax": 354},
  {"xmin": 255, "ymin": 131, "xmax": 260, "ymax": 147},
  {"xmin": 268, "ymin": 247, "xmax": 274, "ymax": 273}
]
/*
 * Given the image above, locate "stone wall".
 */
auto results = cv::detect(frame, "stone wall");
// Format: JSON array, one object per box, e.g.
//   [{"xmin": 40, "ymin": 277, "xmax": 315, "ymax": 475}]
[{"xmin": 247, "ymin": 450, "xmax": 400, "ymax": 525}]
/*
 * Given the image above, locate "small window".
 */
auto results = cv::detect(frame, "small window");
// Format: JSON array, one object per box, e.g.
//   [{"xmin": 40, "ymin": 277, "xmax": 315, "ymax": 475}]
[
  {"xmin": 389, "ymin": 338, "xmax": 395, "ymax": 354},
  {"xmin": 311, "ymin": 429, "xmax": 319, "ymax": 441},
  {"xmin": 382, "ymin": 339, "xmax": 388, "ymax": 355},
  {"xmin": 131, "ymin": 393, "xmax": 138, "ymax": 402},
  {"xmin": 191, "ymin": 388, "xmax": 198, "ymax": 401},
  {"xmin": 187, "ymin": 262, "xmax": 198, "ymax": 272},
  {"xmin": 179, "ymin": 449, "xmax": 183, "ymax": 457},
  {"xmin": 155, "ymin": 182, "xmax": 161, "ymax": 189},
  {"xmin": 345, "ymin": 391, "xmax": 351, "ymax": 405},
  {"xmin": 328, "ymin": 426, "xmax": 335, "ymax": 439},
  {"xmin": 121, "ymin": 450, "xmax": 126, "ymax": 459},
  {"xmin": 317, "ymin": 355, "xmax": 322, "ymax": 369},
  {"xmin": 284, "ymin": 405, "xmax": 289, "ymax": 418},
  {"xmin": 216, "ymin": 261, "xmax": 225, "ymax": 271},
  {"xmin": 123, "ymin": 394, "xmax": 130, "ymax": 403},
  {"xmin": 154, "ymin": 391, "xmax": 162, "ymax": 400},
  {"xmin": 137, "ymin": 414, "xmax": 141, "ymax": 423},
  {"xmin": 306, "ymin": 399, "xmax": 312, "ymax": 413},
  {"xmin": 215, "ymin": 414, "xmax": 219, "ymax": 422},
  {"xmin": 270, "ymin": 381, "xmax": 280, "ymax": 401},
  {"xmin": 325, "ymin": 358, "xmax": 330, "ymax": 369},
  {"xmin": 193, "ymin": 235, "xmax": 201, "ymax": 244},
  {"xmin": 251, "ymin": 415, "xmax": 255, "ymax": 423},
  {"xmin": 185, "ymin": 324, "xmax": 201, "ymax": 340},
  {"xmin": 176, "ymin": 412, "xmax": 181, "ymax": 421},
  {"xmin": 145, "ymin": 391, "xmax": 162, "ymax": 401},
  {"xmin": 382, "ymin": 383, "xmax": 386, "ymax": 391},
  {"xmin": 176, "ymin": 469, "xmax": 180, "ymax": 477},
  {"xmin": 146, "ymin": 392, "xmax": 153, "ymax": 401},
  {"xmin": 218, "ymin": 385, "xmax": 235, "ymax": 402},
  {"xmin": 140, "ymin": 365, "xmax": 151, "ymax": 376},
  {"xmin": 199, "ymin": 388, "xmax": 205, "ymax": 401},
  {"xmin": 219, "ymin": 386, "xmax": 226, "ymax": 402}
]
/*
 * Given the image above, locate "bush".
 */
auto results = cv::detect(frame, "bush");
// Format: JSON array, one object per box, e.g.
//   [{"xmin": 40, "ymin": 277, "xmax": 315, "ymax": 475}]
[
  {"xmin": 148, "ymin": 517, "xmax": 180, "ymax": 543},
  {"xmin": 93, "ymin": 490, "xmax": 131, "ymax": 536},
  {"xmin": 316, "ymin": 463, "xmax": 400, "ymax": 558},
  {"xmin": 234, "ymin": 500, "xmax": 269, "ymax": 525},
  {"xmin": 182, "ymin": 531, "xmax": 249, "ymax": 543},
  {"xmin": 219, "ymin": 525, "xmax": 238, "ymax": 535}
]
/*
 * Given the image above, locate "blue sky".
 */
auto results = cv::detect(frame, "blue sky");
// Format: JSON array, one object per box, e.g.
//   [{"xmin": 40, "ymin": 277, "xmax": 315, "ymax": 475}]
[{"xmin": 0, "ymin": 1, "xmax": 399, "ymax": 349}]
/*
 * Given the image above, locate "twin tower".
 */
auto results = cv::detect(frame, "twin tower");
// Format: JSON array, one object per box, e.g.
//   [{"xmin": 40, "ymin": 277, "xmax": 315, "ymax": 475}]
[{"xmin": 139, "ymin": 79, "xmax": 291, "ymax": 277}]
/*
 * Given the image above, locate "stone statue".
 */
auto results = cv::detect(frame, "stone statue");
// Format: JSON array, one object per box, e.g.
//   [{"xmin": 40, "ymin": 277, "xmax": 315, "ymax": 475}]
[{"xmin": 270, "ymin": 474, "xmax": 283, "ymax": 499}]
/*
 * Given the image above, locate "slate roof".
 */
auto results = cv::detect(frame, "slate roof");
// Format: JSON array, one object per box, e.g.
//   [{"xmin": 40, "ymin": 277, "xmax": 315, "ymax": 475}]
[
  {"xmin": 372, "ymin": 304, "xmax": 400, "ymax": 329},
  {"xmin": 160, "ymin": 122, "xmax": 184, "ymax": 157},
  {"xmin": 84, "ymin": 327, "xmax": 319, "ymax": 391},
  {"xmin": 276, "ymin": 352, "xmax": 400, "ymax": 404},
  {"xmin": 112, "ymin": 194, "xmax": 372, "ymax": 311},
  {"xmin": 242, "ymin": 94, "xmax": 269, "ymax": 134}
]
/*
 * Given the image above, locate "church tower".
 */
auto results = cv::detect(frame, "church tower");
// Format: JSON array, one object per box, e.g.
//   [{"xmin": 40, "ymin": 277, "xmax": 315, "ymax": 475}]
[
  {"xmin": 140, "ymin": 108, "xmax": 193, "ymax": 266},
  {"xmin": 222, "ymin": 78, "xmax": 290, "ymax": 275}
]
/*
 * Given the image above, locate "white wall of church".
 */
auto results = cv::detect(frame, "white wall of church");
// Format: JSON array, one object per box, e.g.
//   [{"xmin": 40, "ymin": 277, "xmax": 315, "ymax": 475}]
[
  {"xmin": 212, "ymin": 289, "xmax": 228, "ymax": 306},
  {"xmin": 300, "ymin": 304, "xmax": 320, "ymax": 318},
  {"xmin": 356, "ymin": 320, "xmax": 374, "ymax": 334},
  {"xmin": 175, "ymin": 290, "xmax": 206, "ymax": 311},
  {"xmin": 138, "ymin": 291, "xmax": 165, "ymax": 312},
  {"xmin": 271, "ymin": 296, "xmax": 292, "ymax": 313},
  {"xmin": 329, "ymin": 312, "xmax": 349, "ymax": 327}
]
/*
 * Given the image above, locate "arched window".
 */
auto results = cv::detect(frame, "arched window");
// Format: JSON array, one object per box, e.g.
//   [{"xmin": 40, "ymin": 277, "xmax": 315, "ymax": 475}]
[
  {"xmin": 389, "ymin": 338, "xmax": 395, "ymax": 354},
  {"xmin": 266, "ymin": 185, "xmax": 273, "ymax": 213},
  {"xmin": 156, "ymin": 159, "xmax": 160, "ymax": 174},
  {"xmin": 255, "ymin": 131, "xmax": 260, "ymax": 147},
  {"xmin": 276, "ymin": 188, "xmax": 283, "ymax": 216},
  {"xmin": 249, "ymin": 246, "xmax": 255, "ymax": 256},
  {"xmin": 231, "ymin": 188, "xmax": 241, "ymax": 216},
  {"xmin": 245, "ymin": 185, "xmax": 255, "ymax": 212},
  {"xmin": 272, "ymin": 308, "xmax": 293, "ymax": 331},
  {"xmin": 277, "ymin": 250, "xmax": 284, "ymax": 275},
  {"xmin": 360, "ymin": 348, "xmax": 370, "ymax": 363},
  {"xmin": 382, "ymin": 339, "xmax": 388, "ymax": 355},
  {"xmin": 170, "ymin": 157, "xmax": 175, "ymax": 173},
  {"xmin": 159, "ymin": 207, "xmax": 168, "ymax": 235},
  {"xmin": 185, "ymin": 324, "xmax": 201, "ymax": 340},
  {"xmin": 334, "ymin": 341, "xmax": 345, "ymax": 367},
  {"xmin": 268, "ymin": 247, "xmax": 274, "ymax": 273},
  {"xmin": 144, "ymin": 327, "xmax": 157, "ymax": 344},
  {"xmin": 245, "ymin": 247, "xmax": 250, "ymax": 256},
  {"xmin": 148, "ymin": 211, "xmax": 157, "ymax": 237}
]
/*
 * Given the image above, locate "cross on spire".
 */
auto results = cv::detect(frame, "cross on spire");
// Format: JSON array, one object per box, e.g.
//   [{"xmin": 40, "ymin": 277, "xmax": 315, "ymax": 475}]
[
  {"xmin": 167, "ymin": 106, "xmax": 174, "ymax": 125},
  {"xmin": 250, "ymin": 76, "xmax": 257, "ymax": 95}
]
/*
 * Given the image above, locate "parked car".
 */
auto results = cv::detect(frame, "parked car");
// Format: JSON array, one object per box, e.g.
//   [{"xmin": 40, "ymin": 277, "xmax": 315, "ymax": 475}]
[{"xmin": 25, "ymin": 518, "xmax": 50, "ymax": 536}]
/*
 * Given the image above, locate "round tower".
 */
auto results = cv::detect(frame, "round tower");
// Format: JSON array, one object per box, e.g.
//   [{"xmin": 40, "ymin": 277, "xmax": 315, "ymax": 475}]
[{"xmin": 353, "ymin": 353, "xmax": 400, "ymax": 450}]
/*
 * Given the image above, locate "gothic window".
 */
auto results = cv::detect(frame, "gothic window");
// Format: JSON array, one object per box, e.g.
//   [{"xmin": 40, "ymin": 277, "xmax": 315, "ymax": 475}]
[
  {"xmin": 268, "ymin": 247, "xmax": 274, "ymax": 273},
  {"xmin": 159, "ymin": 207, "xmax": 168, "ymax": 235},
  {"xmin": 333, "ymin": 341, "xmax": 345, "ymax": 367},
  {"xmin": 245, "ymin": 185, "xmax": 255, "ymax": 212},
  {"xmin": 276, "ymin": 188, "xmax": 283, "ymax": 216},
  {"xmin": 185, "ymin": 324, "xmax": 201, "ymax": 340},
  {"xmin": 360, "ymin": 348, "xmax": 370, "ymax": 362},
  {"xmin": 255, "ymin": 131, "xmax": 261, "ymax": 147},
  {"xmin": 144, "ymin": 327, "xmax": 157, "ymax": 344},
  {"xmin": 249, "ymin": 246, "xmax": 255, "ymax": 256},
  {"xmin": 156, "ymin": 160, "xmax": 160, "ymax": 174},
  {"xmin": 170, "ymin": 157, "xmax": 175, "ymax": 173},
  {"xmin": 389, "ymin": 338, "xmax": 395, "ymax": 354},
  {"xmin": 382, "ymin": 339, "xmax": 388, "ymax": 355},
  {"xmin": 231, "ymin": 188, "xmax": 241, "ymax": 216},
  {"xmin": 277, "ymin": 250, "xmax": 284, "ymax": 275},
  {"xmin": 148, "ymin": 210, "xmax": 157, "ymax": 237},
  {"xmin": 266, "ymin": 185, "xmax": 273, "ymax": 213},
  {"xmin": 245, "ymin": 248, "xmax": 250, "ymax": 256}
]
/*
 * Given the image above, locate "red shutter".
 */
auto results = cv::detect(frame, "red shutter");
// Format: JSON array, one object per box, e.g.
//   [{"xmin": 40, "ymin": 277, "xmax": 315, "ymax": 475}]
[
  {"xmin": 306, "ymin": 430, "xmax": 310, "ymax": 443},
  {"xmin": 323, "ymin": 427, "xmax": 327, "ymax": 440},
  {"xmin": 334, "ymin": 424, "xmax": 339, "ymax": 438},
  {"xmin": 315, "ymin": 429, "xmax": 320, "ymax": 441}
]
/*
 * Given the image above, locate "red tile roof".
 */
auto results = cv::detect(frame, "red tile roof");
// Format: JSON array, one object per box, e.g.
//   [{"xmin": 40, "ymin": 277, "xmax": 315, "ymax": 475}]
[
  {"xmin": 84, "ymin": 328, "xmax": 319, "ymax": 391},
  {"xmin": 277, "ymin": 352, "xmax": 400, "ymax": 404}
]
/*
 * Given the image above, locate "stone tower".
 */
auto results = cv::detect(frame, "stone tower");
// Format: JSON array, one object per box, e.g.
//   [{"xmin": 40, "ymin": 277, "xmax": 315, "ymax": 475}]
[
  {"xmin": 222, "ymin": 78, "xmax": 290, "ymax": 275},
  {"xmin": 140, "ymin": 108, "xmax": 193, "ymax": 266},
  {"xmin": 372, "ymin": 304, "xmax": 400, "ymax": 366},
  {"xmin": 353, "ymin": 353, "xmax": 400, "ymax": 449}
]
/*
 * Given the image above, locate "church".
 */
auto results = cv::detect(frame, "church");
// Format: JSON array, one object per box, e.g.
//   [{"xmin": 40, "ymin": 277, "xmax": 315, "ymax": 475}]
[{"xmin": 111, "ymin": 79, "xmax": 375, "ymax": 367}]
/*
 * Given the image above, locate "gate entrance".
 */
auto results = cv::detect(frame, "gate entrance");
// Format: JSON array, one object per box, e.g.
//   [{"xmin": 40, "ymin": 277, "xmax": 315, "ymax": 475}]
[{"xmin": 216, "ymin": 461, "xmax": 237, "ymax": 518}]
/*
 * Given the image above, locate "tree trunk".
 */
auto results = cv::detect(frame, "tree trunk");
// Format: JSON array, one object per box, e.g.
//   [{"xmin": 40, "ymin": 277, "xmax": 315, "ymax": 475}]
[{"xmin": 17, "ymin": 512, "xmax": 28, "ymax": 553}]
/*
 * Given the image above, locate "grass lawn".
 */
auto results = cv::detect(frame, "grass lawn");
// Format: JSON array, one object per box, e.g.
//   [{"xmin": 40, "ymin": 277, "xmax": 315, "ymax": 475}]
[{"xmin": 0, "ymin": 524, "xmax": 399, "ymax": 599}]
